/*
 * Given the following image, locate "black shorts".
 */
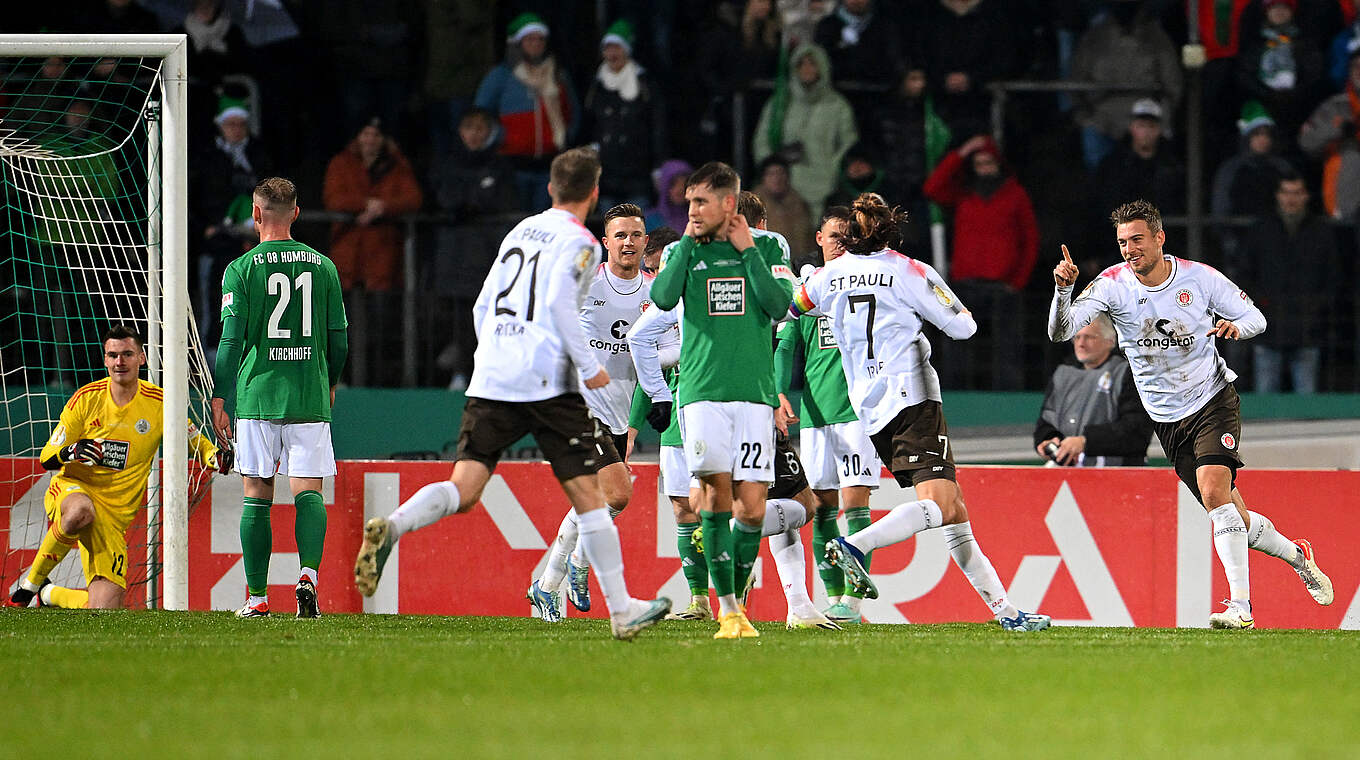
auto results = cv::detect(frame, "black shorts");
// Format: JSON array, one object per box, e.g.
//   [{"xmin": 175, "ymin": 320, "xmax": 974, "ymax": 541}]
[
  {"xmin": 770, "ymin": 430, "xmax": 810, "ymax": 500},
  {"xmin": 870, "ymin": 400, "xmax": 956, "ymax": 487},
  {"xmin": 591, "ymin": 418, "xmax": 629, "ymax": 471},
  {"xmin": 1152, "ymin": 383, "xmax": 1242, "ymax": 504},
  {"xmin": 455, "ymin": 394, "xmax": 603, "ymax": 481}
]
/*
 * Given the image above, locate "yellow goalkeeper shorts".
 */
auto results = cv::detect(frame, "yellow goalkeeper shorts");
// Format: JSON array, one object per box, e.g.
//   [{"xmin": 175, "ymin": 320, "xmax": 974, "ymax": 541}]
[{"xmin": 44, "ymin": 476, "xmax": 136, "ymax": 589}]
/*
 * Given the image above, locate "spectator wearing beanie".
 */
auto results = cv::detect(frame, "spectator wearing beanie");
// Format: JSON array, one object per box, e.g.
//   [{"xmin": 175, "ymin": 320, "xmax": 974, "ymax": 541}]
[{"xmin": 582, "ymin": 19, "xmax": 667, "ymax": 211}]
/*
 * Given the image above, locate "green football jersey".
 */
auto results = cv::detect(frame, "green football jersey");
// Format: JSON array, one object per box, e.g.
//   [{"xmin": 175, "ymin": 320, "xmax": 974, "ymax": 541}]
[
  {"xmin": 650, "ymin": 233, "xmax": 793, "ymax": 407},
  {"xmin": 220, "ymin": 239, "xmax": 347, "ymax": 421},
  {"xmin": 777, "ymin": 315, "xmax": 857, "ymax": 428}
]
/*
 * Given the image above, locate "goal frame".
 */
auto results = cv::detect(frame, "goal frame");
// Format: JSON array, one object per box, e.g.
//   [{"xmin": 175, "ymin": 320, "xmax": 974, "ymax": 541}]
[{"xmin": 0, "ymin": 34, "xmax": 191, "ymax": 610}]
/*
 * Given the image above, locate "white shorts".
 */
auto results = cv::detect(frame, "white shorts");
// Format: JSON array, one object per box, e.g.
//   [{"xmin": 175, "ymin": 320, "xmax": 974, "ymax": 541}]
[
  {"xmin": 678, "ymin": 400, "xmax": 774, "ymax": 483},
  {"xmin": 234, "ymin": 419, "xmax": 336, "ymax": 479},
  {"xmin": 660, "ymin": 445, "xmax": 696, "ymax": 498},
  {"xmin": 800, "ymin": 419, "xmax": 882, "ymax": 491}
]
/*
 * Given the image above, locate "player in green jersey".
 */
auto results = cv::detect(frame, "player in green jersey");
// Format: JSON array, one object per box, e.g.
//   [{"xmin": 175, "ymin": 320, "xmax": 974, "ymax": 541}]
[
  {"xmin": 775, "ymin": 206, "xmax": 882, "ymax": 624},
  {"xmin": 211, "ymin": 177, "xmax": 348, "ymax": 619},
  {"xmin": 649, "ymin": 161, "xmax": 795, "ymax": 639}
]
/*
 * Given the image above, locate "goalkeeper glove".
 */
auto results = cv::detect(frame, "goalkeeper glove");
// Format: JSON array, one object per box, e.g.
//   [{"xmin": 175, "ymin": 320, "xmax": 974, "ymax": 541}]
[
  {"xmin": 61, "ymin": 439, "xmax": 104, "ymax": 466},
  {"xmin": 646, "ymin": 400, "xmax": 673, "ymax": 434},
  {"xmin": 210, "ymin": 448, "xmax": 235, "ymax": 475}
]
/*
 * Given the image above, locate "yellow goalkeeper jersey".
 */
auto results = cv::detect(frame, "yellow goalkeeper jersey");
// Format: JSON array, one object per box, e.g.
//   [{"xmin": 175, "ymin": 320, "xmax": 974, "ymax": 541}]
[{"xmin": 39, "ymin": 379, "xmax": 218, "ymax": 517}]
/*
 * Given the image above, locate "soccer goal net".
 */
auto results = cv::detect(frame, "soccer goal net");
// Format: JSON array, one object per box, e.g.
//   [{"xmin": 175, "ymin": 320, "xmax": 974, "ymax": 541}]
[{"xmin": 0, "ymin": 35, "xmax": 206, "ymax": 610}]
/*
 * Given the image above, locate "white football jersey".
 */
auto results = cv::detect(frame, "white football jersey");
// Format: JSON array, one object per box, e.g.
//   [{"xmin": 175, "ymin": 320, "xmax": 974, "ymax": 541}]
[
  {"xmin": 793, "ymin": 249, "xmax": 976, "ymax": 435},
  {"xmin": 579, "ymin": 264, "xmax": 653, "ymax": 433},
  {"xmin": 626, "ymin": 302, "xmax": 681, "ymax": 403},
  {"xmin": 467, "ymin": 208, "xmax": 602, "ymax": 402},
  {"xmin": 1049, "ymin": 255, "xmax": 1266, "ymax": 422}
]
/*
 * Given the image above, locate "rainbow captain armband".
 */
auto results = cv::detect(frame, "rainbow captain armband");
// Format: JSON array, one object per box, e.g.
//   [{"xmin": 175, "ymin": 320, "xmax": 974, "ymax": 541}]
[{"xmin": 789, "ymin": 284, "xmax": 817, "ymax": 319}]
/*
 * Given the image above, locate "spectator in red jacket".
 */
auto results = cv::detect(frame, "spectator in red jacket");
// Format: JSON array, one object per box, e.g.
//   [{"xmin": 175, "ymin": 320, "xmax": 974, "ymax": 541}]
[
  {"xmin": 323, "ymin": 117, "xmax": 424, "ymax": 293},
  {"xmin": 923, "ymin": 134, "xmax": 1038, "ymax": 389}
]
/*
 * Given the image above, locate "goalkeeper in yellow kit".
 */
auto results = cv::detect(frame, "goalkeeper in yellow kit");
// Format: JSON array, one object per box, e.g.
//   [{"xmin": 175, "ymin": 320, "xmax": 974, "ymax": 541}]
[{"xmin": 6, "ymin": 325, "xmax": 229, "ymax": 609}]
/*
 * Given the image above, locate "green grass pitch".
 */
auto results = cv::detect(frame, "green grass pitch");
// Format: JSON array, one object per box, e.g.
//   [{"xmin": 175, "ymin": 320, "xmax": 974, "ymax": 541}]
[{"xmin": 2, "ymin": 610, "xmax": 1358, "ymax": 758}]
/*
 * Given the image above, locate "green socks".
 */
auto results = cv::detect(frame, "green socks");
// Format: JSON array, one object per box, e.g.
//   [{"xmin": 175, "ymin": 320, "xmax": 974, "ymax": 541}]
[
  {"xmin": 813, "ymin": 506, "xmax": 845, "ymax": 598},
  {"xmin": 294, "ymin": 490, "xmax": 327, "ymax": 571},
  {"xmin": 240, "ymin": 492, "xmax": 327, "ymax": 596},
  {"xmin": 731, "ymin": 518, "xmax": 763, "ymax": 597},
  {"xmin": 677, "ymin": 521, "xmax": 708, "ymax": 596},
  {"xmin": 844, "ymin": 506, "xmax": 873, "ymax": 600},
  {"xmin": 699, "ymin": 510, "xmax": 735, "ymax": 597},
  {"xmin": 240, "ymin": 496, "xmax": 272, "ymax": 596}
]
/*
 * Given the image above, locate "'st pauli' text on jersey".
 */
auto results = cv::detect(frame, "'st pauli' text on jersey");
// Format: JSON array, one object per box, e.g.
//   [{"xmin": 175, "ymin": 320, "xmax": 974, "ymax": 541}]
[
  {"xmin": 650, "ymin": 230, "xmax": 794, "ymax": 407},
  {"xmin": 791, "ymin": 249, "xmax": 976, "ymax": 435},
  {"xmin": 1048, "ymin": 255, "xmax": 1266, "ymax": 423},
  {"xmin": 776, "ymin": 314, "xmax": 857, "ymax": 428},
  {"xmin": 580, "ymin": 264, "xmax": 653, "ymax": 434},
  {"xmin": 221, "ymin": 239, "xmax": 347, "ymax": 421},
  {"xmin": 467, "ymin": 208, "xmax": 603, "ymax": 402},
  {"xmin": 39, "ymin": 379, "xmax": 217, "ymax": 516}
]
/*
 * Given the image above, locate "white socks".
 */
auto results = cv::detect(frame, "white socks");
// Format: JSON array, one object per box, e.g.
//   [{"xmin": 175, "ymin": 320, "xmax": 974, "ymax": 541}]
[
  {"xmin": 942, "ymin": 522, "xmax": 1018, "ymax": 619},
  {"xmin": 541, "ymin": 510, "xmax": 580, "ymax": 590},
  {"xmin": 847, "ymin": 499, "xmax": 942, "ymax": 554},
  {"xmin": 576, "ymin": 508, "xmax": 630, "ymax": 616},
  {"xmin": 389, "ymin": 481, "xmax": 461, "ymax": 539},
  {"xmin": 1209, "ymin": 504, "xmax": 1251, "ymax": 605},
  {"xmin": 566, "ymin": 507, "xmax": 623, "ymax": 568},
  {"xmin": 762, "ymin": 499, "xmax": 807, "ymax": 537},
  {"xmin": 1246, "ymin": 510, "xmax": 1303, "ymax": 568},
  {"xmin": 767, "ymin": 526, "xmax": 818, "ymax": 615}
]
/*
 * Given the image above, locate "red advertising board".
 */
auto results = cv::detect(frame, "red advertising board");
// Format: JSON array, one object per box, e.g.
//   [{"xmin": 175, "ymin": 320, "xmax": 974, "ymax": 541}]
[{"xmin": 5, "ymin": 461, "xmax": 1357, "ymax": 629}]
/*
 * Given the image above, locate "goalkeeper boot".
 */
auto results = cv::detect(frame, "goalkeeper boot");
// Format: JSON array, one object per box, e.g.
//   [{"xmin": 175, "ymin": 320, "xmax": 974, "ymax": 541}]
[
  {"xmin": 823, "ymin": 600, "xmax": 863, "ymax": 625},
  {"xmin": 5, "ymin": 578, "xmax": 49, "ymax": 608},
  {"xmin": 295, "ymin": 578, "xmax": 321, "ymax": 619},
  {"xmin": 565, "ymin": 557, "xmax": 591, "ymax": 612},
  {"xmin": 714, "ymin": 609, "xmax": 760, "ymax": 639},
  {"xmin": 664, "ymin": 594, "xmax": 713, "ymax": 620},
  {"xmin": 999, "ymin": 610, "xmax": 1052, "ymax": 632},
  {"xmin": 235, "ymin": 597, "xmax": 270, "ymax": 618},
  {"xmin": 825, "ymin": 538, "xmax": 878, "ymax": 600},
  {"xmin": 1292, "ymin": 539, "xmax": 1334, "ymax": 605},
  {"xmin": 354, "ymin": 517, "xmax": 394, "ymax": 597},
  {"xmin": 1209, "ymin": 600, "xmax": 1255, "ymax": 630},
  {"xmin": 527, "ymin": 580, "xmax": 563, "ymax": 623},
  {"xmin": 610, "ymin": 597, "xmax": 672, "ymax": 641}
]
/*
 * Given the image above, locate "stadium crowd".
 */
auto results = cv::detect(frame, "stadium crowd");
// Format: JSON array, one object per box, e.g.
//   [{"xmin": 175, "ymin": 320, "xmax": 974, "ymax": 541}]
[{"xmin": 5, "ymin": 0, "xmax": 1359, "ymax": 391}]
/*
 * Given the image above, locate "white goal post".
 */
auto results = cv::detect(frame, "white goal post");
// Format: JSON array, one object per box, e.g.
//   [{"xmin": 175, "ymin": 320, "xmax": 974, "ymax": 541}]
[{"xmin": 0, "ymin": 34, "xmax": 191, "ymax": 609}]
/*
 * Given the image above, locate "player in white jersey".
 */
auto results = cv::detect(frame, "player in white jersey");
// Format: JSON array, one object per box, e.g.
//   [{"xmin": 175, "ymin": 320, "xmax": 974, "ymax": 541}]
[
  {"xmin": 528, "ymin": 203, "xmax": 653, "ymax": 621},
  {"xmin": 790, "ymin": 193, "xmax": 1052, "ymax": 632},
  {"xmin": 1049, "ymin": 200, "xmax": 1333, "ymax": 629},
  {"xmin": 354, "ymin": 149, "xmax": 670, "ymax": 639}
]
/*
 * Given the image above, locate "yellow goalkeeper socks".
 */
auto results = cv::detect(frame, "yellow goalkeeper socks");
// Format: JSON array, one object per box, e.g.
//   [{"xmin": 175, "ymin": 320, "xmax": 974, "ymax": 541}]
[
  {"xmin": 27, "ymin": 524, "xmax": 79, "ymax": 588},
  {"xmin": 42, "ymin": 585, "xmax": 89, "ymax": 609}
]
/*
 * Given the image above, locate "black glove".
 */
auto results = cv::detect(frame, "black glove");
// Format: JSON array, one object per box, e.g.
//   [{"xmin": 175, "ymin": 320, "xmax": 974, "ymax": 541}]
[
  {"xmin": 61, "ymin": 439, "xmax": 103, "ymax": 466},
  {"xmin": 212, "ymin": 447, "xmax": 235, "ymax": 474},
  {"xmin": 646, "ymin": 400, "xmax": 673, "ymax": 434}
]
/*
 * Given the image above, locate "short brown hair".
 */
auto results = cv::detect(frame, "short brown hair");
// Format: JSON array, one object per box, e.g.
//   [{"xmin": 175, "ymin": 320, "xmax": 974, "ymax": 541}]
[
  {"xmin": 603, "ymin": 203, "xmax": 644, "ymax": 226},
  {"xmin": 102, "ymin": 323, "xmax": 143, "ymax": 348},
  {"xmin": 549, "ymin": 147, "xmax": 602, "ymax": 203},
  {"xmin": 645, "ymin": 226, "xmax": 679, "ymax": 256},
  {"xmin": 737, "ymin": 191, "xmax": 766, "ymax": 226},
  {"xmin": 253, "ymin": 177, "xmax": 298, "ymax": 213},
  {"xmin": 1110, "ymin": 199, "xmax": 1162, "ymax": 235},
  {"xmin": 685, "ymin": 161, "xmax": 740, "ymax": 196}
]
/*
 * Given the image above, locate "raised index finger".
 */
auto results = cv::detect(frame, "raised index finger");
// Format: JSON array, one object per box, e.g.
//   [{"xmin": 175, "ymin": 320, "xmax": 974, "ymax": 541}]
[{"xmin": 1061, "ymin": 244, "xmax": 1073, "ymax": 264}]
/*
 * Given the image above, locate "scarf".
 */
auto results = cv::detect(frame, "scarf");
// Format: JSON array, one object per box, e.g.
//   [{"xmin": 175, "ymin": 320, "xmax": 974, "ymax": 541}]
[
  {"xmin": 597, "ymin": 60, "xmax": 641, "ymax": 102},
  {"xmin": 514, "ymin": 56, "xmax": 566, "ymax": 151},
  {"xmin": 185, "ymin": 10, "xmax": 232, "ymax": 55},
  {"xmin": 216, "ymin": 135, "xmax": 253, "ymax": 174}
]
